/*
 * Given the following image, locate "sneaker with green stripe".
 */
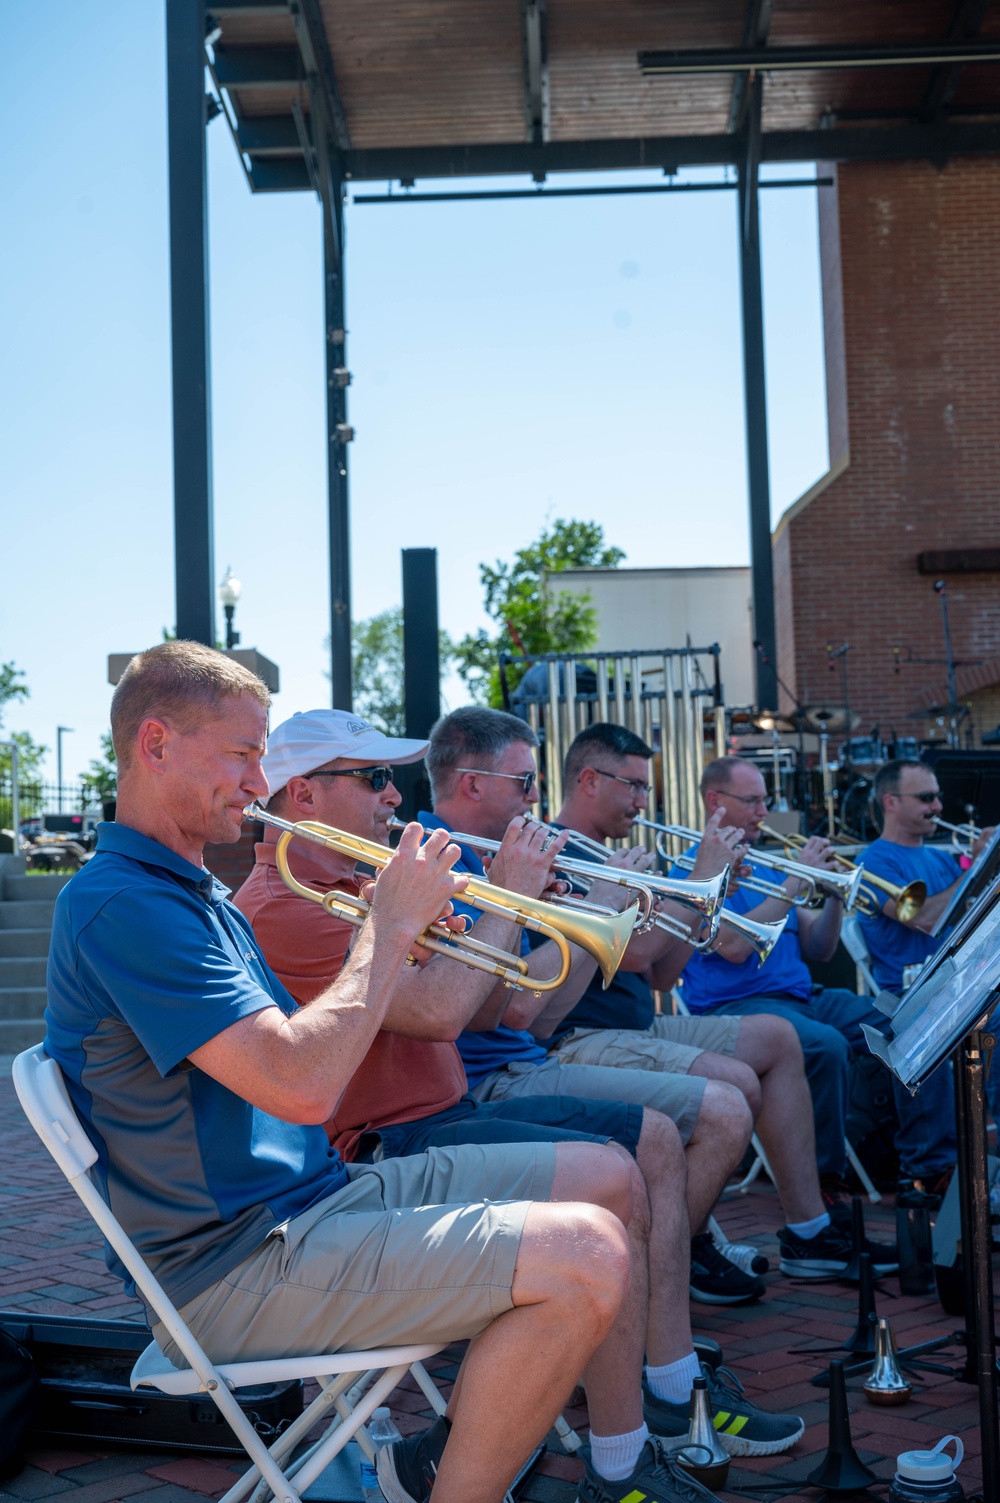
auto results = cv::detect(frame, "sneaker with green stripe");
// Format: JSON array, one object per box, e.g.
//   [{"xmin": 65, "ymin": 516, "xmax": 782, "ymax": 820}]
[
  {"xmin": 642, "ymin": 1363, "xmax": 804, "ymax": 1458},
  {"xmin": 577, "ymin": 1436, "xmax": 718, "ymax": 1503}
]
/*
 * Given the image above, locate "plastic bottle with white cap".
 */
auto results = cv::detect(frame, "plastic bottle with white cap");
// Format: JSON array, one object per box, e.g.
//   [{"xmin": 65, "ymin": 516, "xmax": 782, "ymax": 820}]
[{"xmin": 888, "ymin": 1435, "xmax": 964, "ymax": 1503}]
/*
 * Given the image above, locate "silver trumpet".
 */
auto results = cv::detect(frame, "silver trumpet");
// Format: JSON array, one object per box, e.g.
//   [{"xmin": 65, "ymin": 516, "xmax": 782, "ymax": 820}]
[
  {"xmin": 388, "ymin": 818, "xmax": 720, "ymax": 947},
  {"xmin": 635, "ymin": 817, "xmax": 865, "ymax": 914},
  {"xmin": 557, "ymin": 826, "xmax": 786, "ymax": 965},
  {"xmin": 863, "ymin": 1318, "xmax": 912, "ymax": 1406}
]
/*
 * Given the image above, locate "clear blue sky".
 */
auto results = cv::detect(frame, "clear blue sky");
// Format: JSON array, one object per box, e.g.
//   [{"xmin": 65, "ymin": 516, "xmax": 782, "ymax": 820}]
[{"xmin": 0, "ymin": 1, "xmax": 829, "ymax": 784}]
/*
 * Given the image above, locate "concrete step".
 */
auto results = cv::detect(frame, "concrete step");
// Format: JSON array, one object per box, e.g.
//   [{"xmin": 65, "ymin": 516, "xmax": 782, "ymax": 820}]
[
  {"xmin": 0, "ymin": 930, "xmax": 50, "ymax": 958},
  {"xmin": 4, "ymin": 873, "xmax": 74, "ymax": 902},
  {"xmin": 0, "ymin": 1018, "xmax": 46, "ymax": 1051},
  {"xmin": 0, "ymin": 988, "xmax": 46, "ymax": 1020},
  {"xmin": 0, "ymin": 901, "xmax": 57, "ymax": 930},
  {"xmin": 0, "ymin": 958, "xmax": 46, "ymax": 988}
]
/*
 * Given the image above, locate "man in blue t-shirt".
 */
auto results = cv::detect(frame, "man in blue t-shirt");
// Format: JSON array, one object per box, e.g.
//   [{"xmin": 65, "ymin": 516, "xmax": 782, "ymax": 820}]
[
  {"xmin": 42, "ymin": 641, "xmax": 661, "ymax": 1503},
  {"xmin": 860, "ymin": 758, "xmax": 994, "ymax": 995},
  {"xmin": 675, "ymin": 757, "xmax": 956, "ymax": 1192}
]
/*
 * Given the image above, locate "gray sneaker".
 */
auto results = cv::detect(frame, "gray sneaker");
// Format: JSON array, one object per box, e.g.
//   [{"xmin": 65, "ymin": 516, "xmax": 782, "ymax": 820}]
[
  {"xmin": 642, "ymin": 1363, "xmax": 804, "ymax": 1457},
  {"xmin": 577, "ymin": 1436, "xmax": 718, "ymax": 1503}
]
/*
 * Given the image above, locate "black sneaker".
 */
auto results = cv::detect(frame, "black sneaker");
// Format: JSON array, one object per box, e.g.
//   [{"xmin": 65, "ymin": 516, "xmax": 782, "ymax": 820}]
[
  {"xmin": 578, "ymin": 1436, "xmax": 717, "ymax": 1503},
  {"xmin": 642, "ymin": 1364, "xmax": 804, "ymax": 1458},
  {"xmin": 779, "ymin": 1221, "xmax": 853, "ymax": 1278},
  {"xmin": 690, "ymin": 1231, "xmax": 764, "ymax": 1305},
  {"xmin": 376, "ymin": 1414, "xmax": 448, "ymax": 1503},
  {"xmin": 825, "ymin": 1202, "xmax": 900, "ymax": 1274}
]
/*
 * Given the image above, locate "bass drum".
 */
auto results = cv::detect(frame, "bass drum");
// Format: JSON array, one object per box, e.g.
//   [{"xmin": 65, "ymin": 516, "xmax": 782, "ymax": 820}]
[{"xmin": 839, "ymin": 777, "xmax": 883, "ymax": 842}]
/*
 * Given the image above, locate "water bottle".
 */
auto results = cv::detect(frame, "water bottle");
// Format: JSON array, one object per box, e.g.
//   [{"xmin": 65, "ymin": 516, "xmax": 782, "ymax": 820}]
[
  {"xmin": 359, "ymin": 1406, "xmax": 402, "ymax": 1502},
  {"xmin": 888, "ymin": 1435, "xmax": 964, "ymax": 1503},
  {"xmin": 896, "ymin": 1180, "xmax": 936, "ymax": 1296},
  {"xmin": 713, "ymin": 1237, "xmax": 769, "ymax": 1276}
]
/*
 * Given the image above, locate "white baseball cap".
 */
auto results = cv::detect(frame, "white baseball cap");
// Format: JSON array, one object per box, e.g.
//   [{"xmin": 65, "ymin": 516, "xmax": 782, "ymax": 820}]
[{"xmin": 261, "ymin": 709, "xmax": 429, "ymax": 804}]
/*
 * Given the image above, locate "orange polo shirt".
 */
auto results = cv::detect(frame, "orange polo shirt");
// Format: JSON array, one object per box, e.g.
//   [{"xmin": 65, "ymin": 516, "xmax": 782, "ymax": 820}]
[{"xmin": 234, "ymin": 837, "xmax": 468, "ymax": 1161}]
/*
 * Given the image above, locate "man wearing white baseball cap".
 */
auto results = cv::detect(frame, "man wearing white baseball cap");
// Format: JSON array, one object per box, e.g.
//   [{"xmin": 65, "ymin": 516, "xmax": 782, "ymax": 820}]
[{"xmin": 257, "ymin": 709, "xmax": 431, "ymax": 808}]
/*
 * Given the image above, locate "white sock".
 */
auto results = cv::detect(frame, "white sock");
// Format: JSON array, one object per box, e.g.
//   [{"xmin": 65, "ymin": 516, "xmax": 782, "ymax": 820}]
[
  {"xmin": 645, "ymin": 1351, "xmax": 701, "ymax": 1404},
  {"xmin": 589, "ymin": 1422, "xmax": 649, "ymax": 1482},
  {"xmin": 787, "ymin": 1211, "xmax": 831, "ymax": 1240}
]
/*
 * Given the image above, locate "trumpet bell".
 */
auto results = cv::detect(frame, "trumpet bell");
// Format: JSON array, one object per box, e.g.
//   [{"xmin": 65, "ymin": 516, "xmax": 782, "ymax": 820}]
[{"xmin": 549, "ymin": 899, "xmax": 640, "ymax": 989}]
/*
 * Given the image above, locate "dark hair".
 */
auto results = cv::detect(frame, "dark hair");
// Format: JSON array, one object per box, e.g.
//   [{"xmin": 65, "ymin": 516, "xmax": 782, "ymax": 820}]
[
  {"xmin": 872, "ymin": 759, "xmax": 926, "ymax": 807},
  {"xmin": 564, "ymin": 723, "xmax": 653, "ymax": 786},
  {"xmin": 111, "ymin": 641, "xmax": 270, "ymax": 772},
  {"xmin": 699, "ymin": 755, "xmax": 751, "ymax": 799},
  {"xmin": 426, "ymin": 707, "xmax": 538, "ymax": 802}
]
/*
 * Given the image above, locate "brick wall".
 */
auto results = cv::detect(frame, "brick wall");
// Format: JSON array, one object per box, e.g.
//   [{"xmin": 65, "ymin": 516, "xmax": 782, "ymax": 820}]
[
  {"xmin": 773, "ymin": 156, "xmax": 1000, "ymax": 736},
  {"xmin": 203, "ymin": 821, "xmax": 263, "ymax": 895}
]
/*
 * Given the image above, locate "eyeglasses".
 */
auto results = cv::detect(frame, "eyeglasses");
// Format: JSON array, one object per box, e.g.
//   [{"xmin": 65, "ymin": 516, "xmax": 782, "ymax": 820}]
[
  {"xmin": 593, "ymin": 769, "xmax": 653, "ymax": 796},
  {"xmin": 720, "ymin": 791, "xmax": 773, "ymax": 810},
  {"xmin": 905, "ymin": 790, "xmax": 941, "ymax": 805},
  {"xmin": 306, "ymin": 766, "xmax": 393, "ymax": 792},
  {"xmin": 456, "ymin": 767, "xmax": 537, "ymax": 796}
]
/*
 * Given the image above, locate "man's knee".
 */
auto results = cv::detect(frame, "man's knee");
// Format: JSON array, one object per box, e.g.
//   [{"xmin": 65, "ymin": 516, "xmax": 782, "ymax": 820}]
[
  {"xmin": 551, "ymin": 1140, "xmax": 635, "ymax": 1226},
  {"xmin": 692, "ymin": 1080, "xmax": 753, "ymax": 1155},
  {"xmin": 635, "ymin": 1106, "xmax": 686, "ymax": 1184},
  {"xmin": 515, "ymin": 1201, "xmax": 631, "ymax": 1331},
  {"xmin": 691, "ymin": 1051, "xmax": 762, "ymax": 1118},
  {"xmin": 737, "ymin": 1013, "xmax": 805, "ymax": 1074}
]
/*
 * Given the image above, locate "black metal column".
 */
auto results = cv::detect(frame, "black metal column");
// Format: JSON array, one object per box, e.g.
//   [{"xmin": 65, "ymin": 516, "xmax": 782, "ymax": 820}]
[
  {"xmin": 737, "ymin": 76, "xmax": 778, "ymax": 711},
  {"xmin": 324, "ymin": 179, "xmax": 353, "ymax": 708},
  {"xmin": 396, "ymin": 549, "xmax": 441, "ymax": 819},
  {"xmin": 960, "ymin": 1027, "xmax": 1000, "ymax": 1501},
  {"xmin": 166, "ymin": 0, "xmax": 216, "ymax": 646}
]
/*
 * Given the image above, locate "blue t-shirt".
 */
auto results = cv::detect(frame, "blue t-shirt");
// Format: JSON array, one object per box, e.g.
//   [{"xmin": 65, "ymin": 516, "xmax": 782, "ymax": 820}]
[
  {"xmin": 858, "ymin": 839, "xmax": 960, "ymax": 992},
  {"xmin": 44, "ymin": 822, "xmax": 349, "ymax": 1312},
  {"xmin": 418, "ymin": 812, "xmax": 548, "ymax": 1088},
  {"xmin": 674, "ymin": 846, "xmax": 813, "ymax": 1012},
  {"xmin": 545, "ymin": 829, "xmax": 656, "ymax": 1040}
]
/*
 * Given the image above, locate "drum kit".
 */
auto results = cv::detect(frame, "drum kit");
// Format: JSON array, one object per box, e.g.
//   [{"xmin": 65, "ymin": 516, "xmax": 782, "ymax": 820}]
[{"xmin": 741, "ymin": 705, "xmax": 927, "ymax": 840}]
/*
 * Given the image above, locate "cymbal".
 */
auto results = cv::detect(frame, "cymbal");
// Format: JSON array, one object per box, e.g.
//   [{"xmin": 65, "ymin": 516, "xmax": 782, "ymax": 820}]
[
  {"xmin": 803, "ymin": 704, "xmax": 862, "ymax": 735},
  {"xmin": 749, "ymin": 711, "xmax": 799, "ymax": 733}
]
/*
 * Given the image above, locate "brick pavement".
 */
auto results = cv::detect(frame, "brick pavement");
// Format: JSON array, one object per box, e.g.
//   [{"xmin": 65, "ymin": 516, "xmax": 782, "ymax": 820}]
[{"xmin": 0, "ymin": 1058, "xmax": 991, "ymax": 1503}]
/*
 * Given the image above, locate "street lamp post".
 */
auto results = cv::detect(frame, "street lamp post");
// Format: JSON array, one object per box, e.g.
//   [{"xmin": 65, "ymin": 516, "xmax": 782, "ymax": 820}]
[
  {"xmin": 219, "ymin": 568, "xmax": 242, "ymax": 652},
  {"xmin": 56, "ymin": 726, "xmax": 74, "ymax": 811}
]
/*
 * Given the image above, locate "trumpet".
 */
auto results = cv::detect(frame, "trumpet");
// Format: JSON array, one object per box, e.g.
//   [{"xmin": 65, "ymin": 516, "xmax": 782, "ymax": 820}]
[
  {"xmin": 555, "ymin": 825, "xmax": 787, "ymax": 964},
  {"xmin": 935, "ymin": 816, "xmax": 983, "ymax": 854},
  {"xmin": 759, "ymin": 824, "xmax": 926, "ymax": 923},
  {"xmin": 246, "ymin": 805, "xmax": 638, "ymax": 994}
]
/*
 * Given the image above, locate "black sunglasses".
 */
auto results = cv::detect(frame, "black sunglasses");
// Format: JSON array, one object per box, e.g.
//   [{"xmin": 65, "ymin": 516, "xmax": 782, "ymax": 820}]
[
  {"xmin": 906, "ymin": 790, "xmax": 940, "ymax": 805},
  {"xmin": 307, "ymin": 766, "xmax": 393, "ymax": 792}
]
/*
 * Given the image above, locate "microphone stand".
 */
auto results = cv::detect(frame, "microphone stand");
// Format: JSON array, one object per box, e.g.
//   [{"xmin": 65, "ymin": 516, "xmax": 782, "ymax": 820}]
[{"xmin": 753, "ymin": 641, "xmax": 810, "ymax": 833}]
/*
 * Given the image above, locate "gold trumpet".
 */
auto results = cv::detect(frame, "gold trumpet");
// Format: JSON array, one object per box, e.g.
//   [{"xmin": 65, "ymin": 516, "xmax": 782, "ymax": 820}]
[
  {"xmin": 760, "ymin": 824, "xmax": 926, "ymax": 923},
  {"xmin": 246, "ymin": 805, "xmax": 638, "ymax": 994}
]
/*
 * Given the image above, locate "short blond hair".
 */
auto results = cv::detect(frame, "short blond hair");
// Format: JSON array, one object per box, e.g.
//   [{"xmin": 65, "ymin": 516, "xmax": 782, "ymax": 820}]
[{"xmin": 111, "ymin": 641, "xmax": 270, "ymax": 771}]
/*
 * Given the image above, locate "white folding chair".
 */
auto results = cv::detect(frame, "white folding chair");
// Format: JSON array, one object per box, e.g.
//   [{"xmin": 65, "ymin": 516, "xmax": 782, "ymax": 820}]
[
  {"xmin": 841, "ymin": 914, "xmax": 878, "ymax": 999},
  {"xmin": 12, "ymin": 1045, "xmax": 446, "ymax": 1503}
]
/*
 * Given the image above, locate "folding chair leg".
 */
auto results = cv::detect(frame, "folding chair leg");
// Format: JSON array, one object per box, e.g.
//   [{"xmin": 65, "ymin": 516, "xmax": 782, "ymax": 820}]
[
  {"xmin": 239, "ymin": 1375, "xmax": 360, "ymax": 1503},
  {"xmin": 409, "ymin": 1359, "xmax": 447, "ymax": 1416},
  {"xmin": 845, "ymin": 1139, "xmax": 882, "ymax": 1204},
  {"xmin": 554, "ymin": 1414, "xmax": 583, "ymax": 1452},
  {"xmin": 722, "ymin": 1132, "xmax": 770, "ymax": 1196}
]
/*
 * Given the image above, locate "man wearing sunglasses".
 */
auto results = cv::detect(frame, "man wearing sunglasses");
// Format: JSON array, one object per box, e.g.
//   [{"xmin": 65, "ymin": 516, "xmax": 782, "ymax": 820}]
[
  {"xmin": 860, "ymin": 759, "xmax": 995, "ymax": 999},
  {"xmin": 675, "ymin": 757, "xmax": 957, "ymax": 1202}
]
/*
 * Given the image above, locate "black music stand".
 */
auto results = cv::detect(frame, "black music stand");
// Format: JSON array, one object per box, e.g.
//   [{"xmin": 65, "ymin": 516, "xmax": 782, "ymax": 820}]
[
  {"xmin": 863, "ymin": 876, "xmax": 1000, "ymax": 1503},
  {"xmin": 929, "ymin": 826, "xmax": 1000, "ymax": 939}
]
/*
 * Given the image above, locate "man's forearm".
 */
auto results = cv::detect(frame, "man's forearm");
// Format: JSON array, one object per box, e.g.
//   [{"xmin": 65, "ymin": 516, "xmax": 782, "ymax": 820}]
[{"xmin": 382, "ymin": 908, "xmax": 527, "ymax": 1038}]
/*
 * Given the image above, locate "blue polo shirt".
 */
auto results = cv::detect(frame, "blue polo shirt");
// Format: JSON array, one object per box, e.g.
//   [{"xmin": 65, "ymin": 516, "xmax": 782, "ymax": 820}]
[
  {"xmin": 673, "ymin": 847, "xmax": 813, "ymax": 1013},
  {"xmin": 858, "ymin": 839, "xmax": 960, "ymax": 992},
  {"xmin": 44, "ymin": 823, "xmax": 348, "ymax": 1313},
  {"xmin": 418, "ymin": 812, "xmax": 548, "ymax": 1088},
  {"xmin": 545, "ymin": 828, "xmax": 656, "ymax": 1040}
]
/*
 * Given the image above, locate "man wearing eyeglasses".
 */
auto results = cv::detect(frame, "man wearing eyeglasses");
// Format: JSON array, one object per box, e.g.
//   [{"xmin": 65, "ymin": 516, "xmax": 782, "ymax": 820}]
[
  {"xmin": 861, "ymin": 759, "xmax": 995, "ymax": 997},
  {"xmin": 675, "ymin": 757, "xmax": 957, "ymax": 1202}
]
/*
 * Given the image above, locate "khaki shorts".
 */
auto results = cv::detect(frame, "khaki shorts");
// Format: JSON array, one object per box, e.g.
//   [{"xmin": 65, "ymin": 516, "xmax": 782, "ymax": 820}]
[
  {"xmin": 154, "ymin": 1141, "xmax": 554, "ymax": 1367},
  {"xmin": 551, "ymin": 1013, "xmax": 742, "ymax": 1077},
  {"xmin": 472, "ymin": 1053, "xmax": 707, "ymax": 1145}
]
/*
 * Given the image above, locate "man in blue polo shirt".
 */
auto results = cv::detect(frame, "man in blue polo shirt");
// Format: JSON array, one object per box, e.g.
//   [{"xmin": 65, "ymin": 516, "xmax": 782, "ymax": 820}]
[
  {"xmin": 42, "ymin": 641, "xmax": 650, "ymax": 1503},
  {"xmin": 860, "ymin": 758, "xmax": 994, "ymax": 995},
  {"xmin": 675, "ymin": 756, "xmax": 956, "ymax": 1195}
]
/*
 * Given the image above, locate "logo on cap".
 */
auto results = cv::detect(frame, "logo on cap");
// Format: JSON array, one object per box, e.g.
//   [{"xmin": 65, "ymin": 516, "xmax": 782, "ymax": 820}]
[{"xmin": 346, "ymin": 718, "xmax": 372, "ymax": 736}]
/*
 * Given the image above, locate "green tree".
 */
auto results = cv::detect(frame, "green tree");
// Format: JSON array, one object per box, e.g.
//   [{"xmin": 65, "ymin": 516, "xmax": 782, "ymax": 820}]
[
  {"xmin": 325, "ymin": 610, "xmax": 455, "ymax": 735},
  {"xmin": 0, "ymin": 662, "xmax": 49, "ymax": 829},
  {"xmin": 453, "ymin": 519, "xmax": 625, "ymax": 706},
  {"xmin": 81, "ymin": 730, "xmax": 117, "ymax": 803}
]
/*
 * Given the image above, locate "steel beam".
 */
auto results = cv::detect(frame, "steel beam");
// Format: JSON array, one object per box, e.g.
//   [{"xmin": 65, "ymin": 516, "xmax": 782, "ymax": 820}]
[
  {"xmin": 919, "ymin": 0, "xmax": 990, "ymax": 124},
  {"xmin": 639, "ymin": 40, "xmax": 1000, "ymax": 74},
  {"xmin": 322, "ymin": 170, "xmax": 352, "ymax": 709},
  {"xmin": 520, "ymin": 0, "xmax": 550, "ymax": 146},
  {"xmin": 737, "ymin": 79, "xmax": 777, "ymax": 711},
  {"xmin": 208, "ymin": 2, "xmax": 288, "ymax": 13},
  {"xmin": 288, "ymin": 0, "xmax": 351, "ymax": 149},
  {"xmin": 212, "ymin": 46, "xmax": 301, "ymax": 87},
  {"xmin": 727, "ymin": 0, "xmax": 773, "ymax": 134},
  {"xmin": 237, "ymin": 115, "xmax": 302, "ymax": 153},
  {"xmin": 248, "ymin": 157, "xmax": 313, "ymax": 190},
  {"xmin": 402, "ymin": 549, "xmax": 441, "ymax": 739},
  {"xmin": 166, "ymin": 0, "xmax": 216, "ymax": 646}
]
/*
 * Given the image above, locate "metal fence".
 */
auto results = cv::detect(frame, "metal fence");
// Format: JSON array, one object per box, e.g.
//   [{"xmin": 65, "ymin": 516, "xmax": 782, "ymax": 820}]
[
  {"xmin": 500, "ymin": 645, "xmax": 726, "ymax": 834},
  {"xmin": 0, "ymin": 778, "xmax": 113, "ymax": 835}
]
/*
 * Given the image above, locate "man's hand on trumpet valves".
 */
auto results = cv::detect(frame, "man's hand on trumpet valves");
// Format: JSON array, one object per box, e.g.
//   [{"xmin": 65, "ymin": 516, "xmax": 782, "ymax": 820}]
[
  {"xmin": 365, "ymin": 822, "xmax": 470, "ymax": 950},
  {"xmin": 971, "ymin": 825, "xmax": 997, "ymax": 860},
  {"xmin": 690, "ymin": 809, "xmax": 745, "ymax": 881},
  {"xmin": 480, "ymin": 815, "xmax": 570, "ymax": 900}
]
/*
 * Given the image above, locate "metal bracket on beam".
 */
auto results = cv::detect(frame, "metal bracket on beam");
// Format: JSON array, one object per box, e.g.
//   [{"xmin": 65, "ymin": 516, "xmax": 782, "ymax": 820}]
[
  {"xmin": 520, "ymin": 0, "xmax": 550, "ymax": 145},
  {"xmin": 639, "ymin": 40, "xmax": 1000, "ymax": 74}
]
